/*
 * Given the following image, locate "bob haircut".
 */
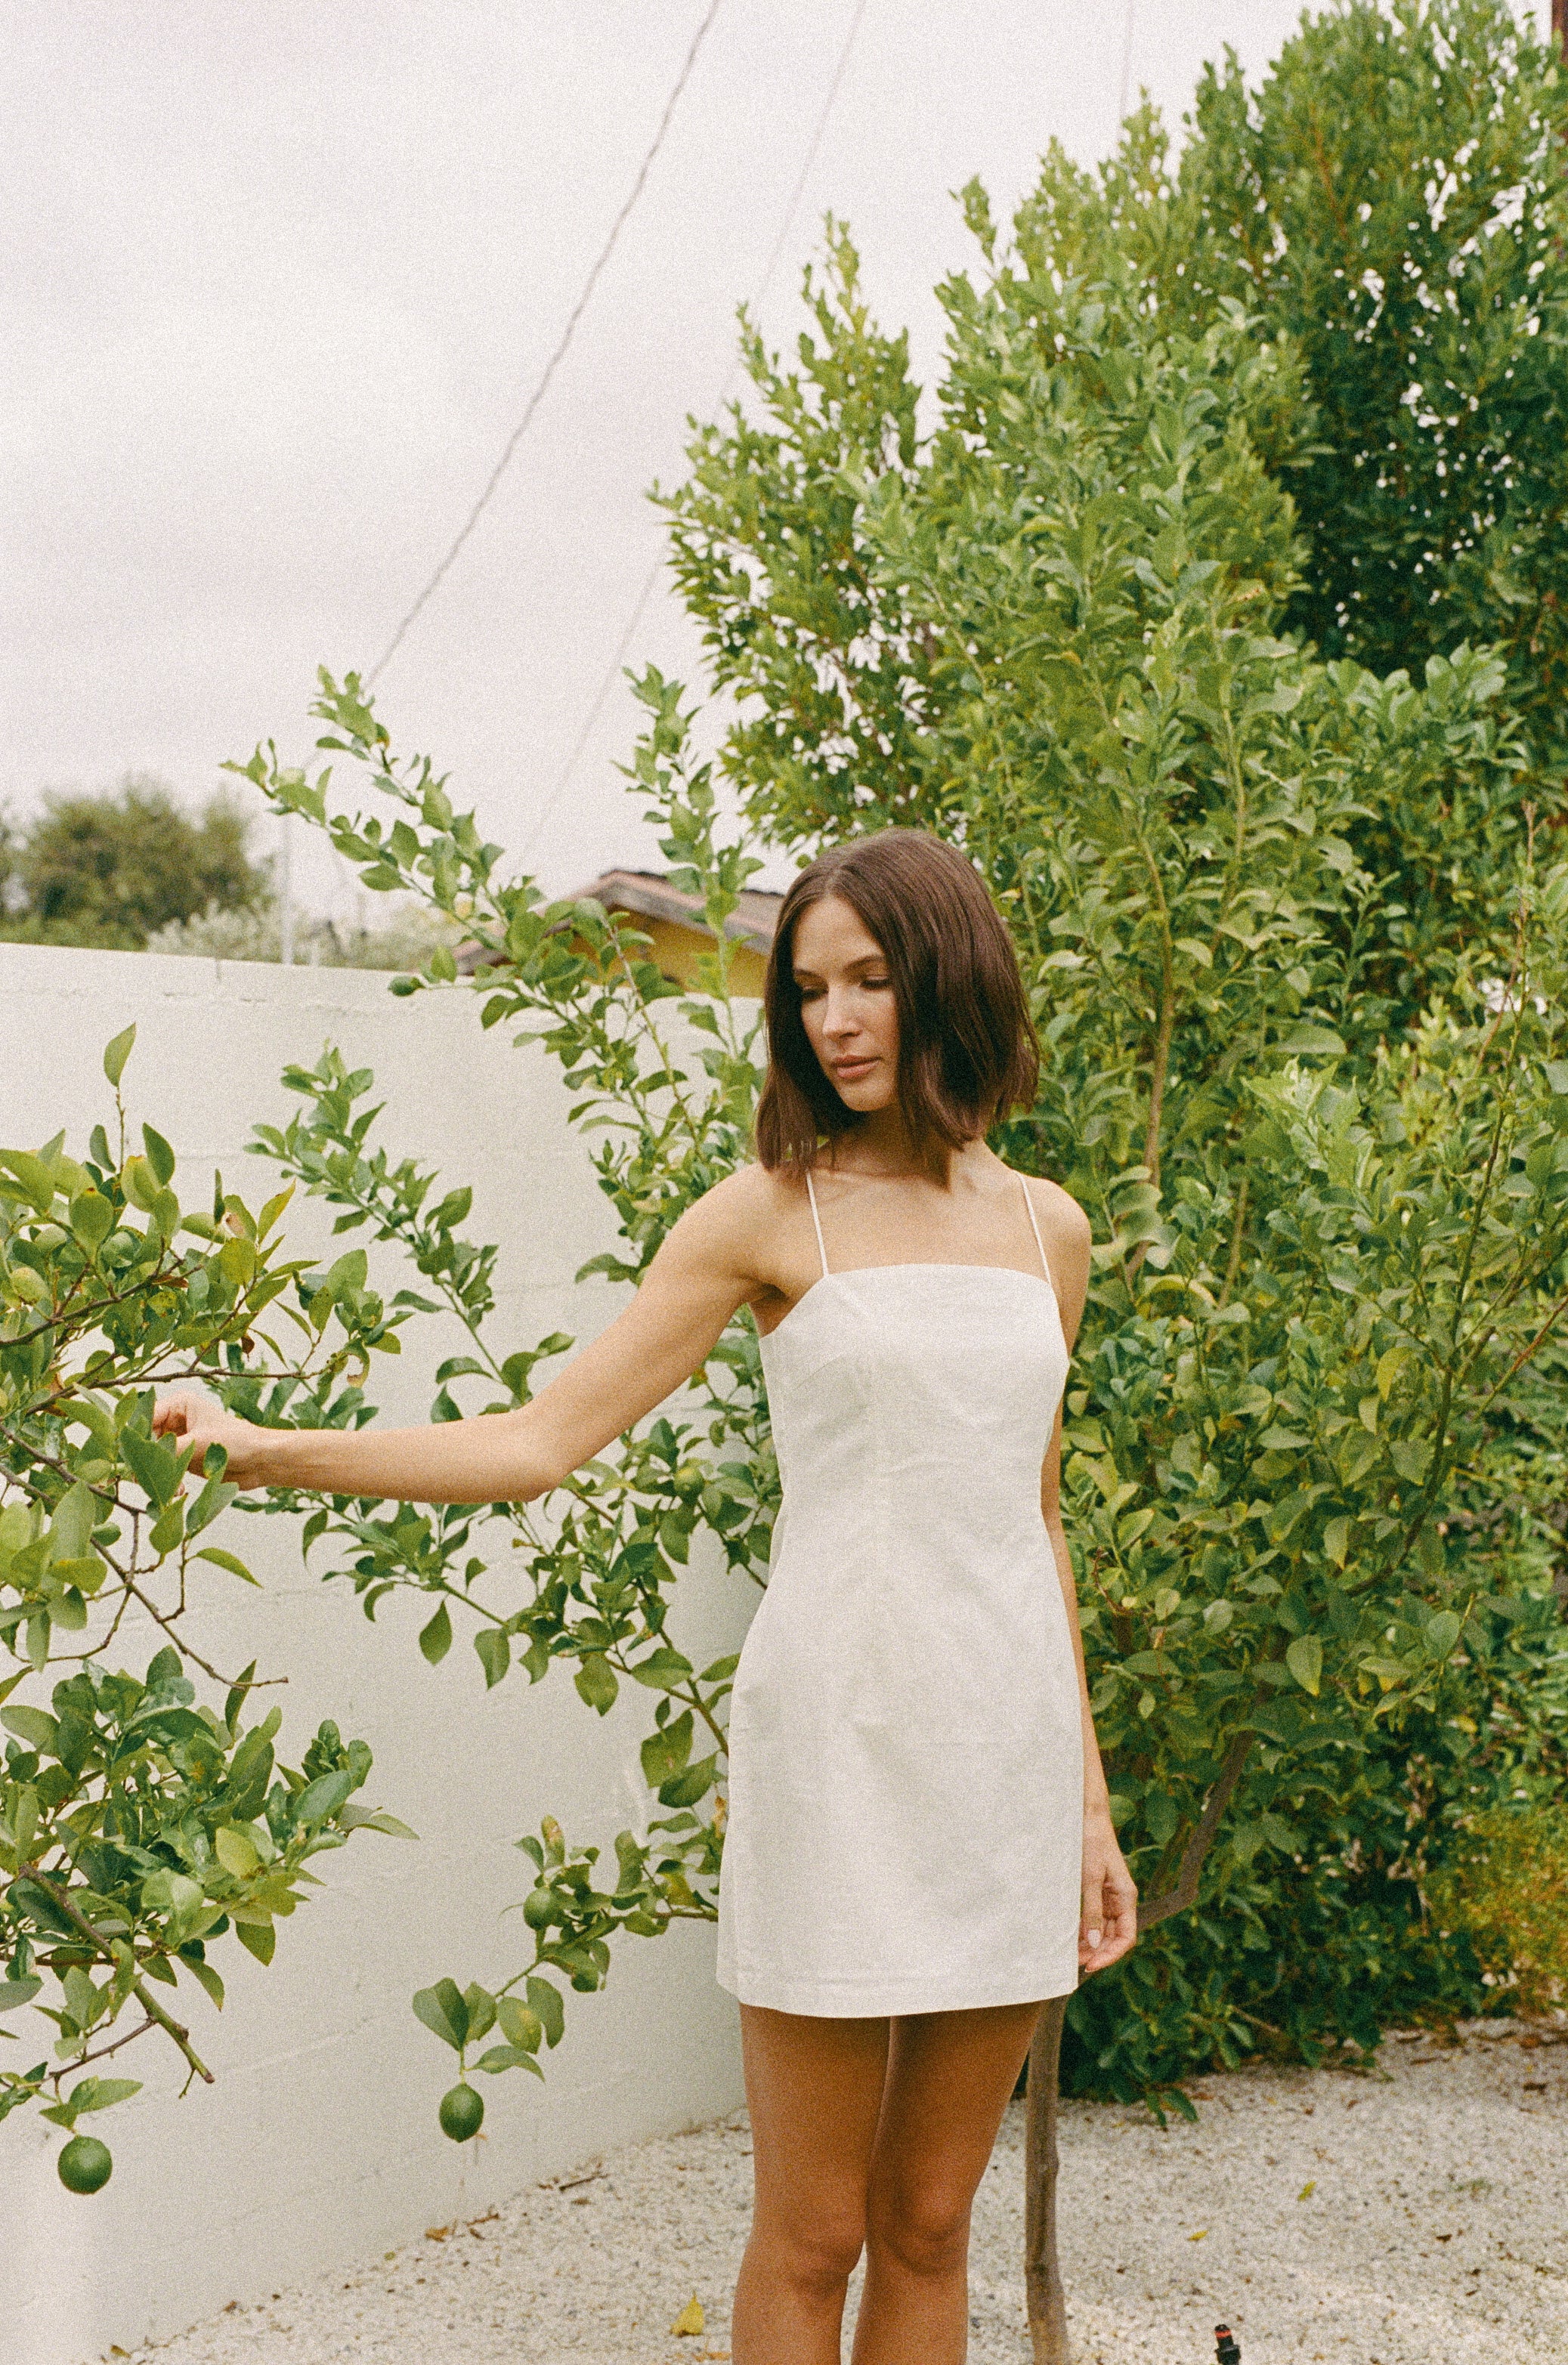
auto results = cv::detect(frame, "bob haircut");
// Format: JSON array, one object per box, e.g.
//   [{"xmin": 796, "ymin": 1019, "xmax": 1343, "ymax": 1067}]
[{"xmin": 754, "ymin": 829, "xmax": 1040, "ymax": 1174}]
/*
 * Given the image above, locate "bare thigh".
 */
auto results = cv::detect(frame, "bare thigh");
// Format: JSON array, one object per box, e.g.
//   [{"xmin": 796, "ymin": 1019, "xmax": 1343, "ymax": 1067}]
[
  {"xmin": 738, "ymin": 1999, "xmax": 1041, "ymax": 2264},
  {"xmin": 867, "ymin": 2001, "xmax": 1041, "ymax": 2233},
  {"xmin": 741, "ymin": 2005, "xmax": 892, "ymax": 2265}
]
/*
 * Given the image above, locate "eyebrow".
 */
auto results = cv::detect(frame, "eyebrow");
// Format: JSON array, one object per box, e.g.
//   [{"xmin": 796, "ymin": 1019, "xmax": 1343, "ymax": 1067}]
[{"xmin": 793, "ymin": 952, "xmax": 886, "ymax": 980}]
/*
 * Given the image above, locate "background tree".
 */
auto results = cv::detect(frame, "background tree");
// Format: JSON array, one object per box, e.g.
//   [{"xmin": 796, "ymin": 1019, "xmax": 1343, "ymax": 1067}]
[
  {"xmin": 230, "ymin": 635, "xmax": 1567, "ymax": 2360},
  {"xmin": 2, "ymin": 776, "xmax": 270, "ymax": 950}
]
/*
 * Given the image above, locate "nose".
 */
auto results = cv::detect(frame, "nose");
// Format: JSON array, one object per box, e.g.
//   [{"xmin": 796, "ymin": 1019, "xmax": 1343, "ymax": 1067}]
[{"xmin": 821, "ymin": 988, "xmax": 862, "ymax": 1040}]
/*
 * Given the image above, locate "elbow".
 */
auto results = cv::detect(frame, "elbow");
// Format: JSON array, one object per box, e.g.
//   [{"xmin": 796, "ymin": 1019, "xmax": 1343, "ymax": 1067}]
[{"xmin": 493, "ymin": 1407, "xmax": 568, "ymax": 1503}]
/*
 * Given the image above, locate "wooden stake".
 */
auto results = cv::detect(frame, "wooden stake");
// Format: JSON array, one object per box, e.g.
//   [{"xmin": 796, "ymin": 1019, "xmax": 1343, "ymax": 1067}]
[{"xmin": 1024, "ymin": 1997, "xmax": 1072, "ymax": 2363}]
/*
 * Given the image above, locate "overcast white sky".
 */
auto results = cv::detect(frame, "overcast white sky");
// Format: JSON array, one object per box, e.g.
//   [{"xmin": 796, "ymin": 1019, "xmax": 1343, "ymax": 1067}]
[{"xmin": 3, "ymin": 2, "xmax": 1553, "ymax": 915}]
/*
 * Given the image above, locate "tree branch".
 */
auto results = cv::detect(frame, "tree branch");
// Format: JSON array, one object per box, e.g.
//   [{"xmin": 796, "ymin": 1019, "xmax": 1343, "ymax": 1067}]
[
  {"xmin": 22, "ymin": 1866, "xmax": 215, "ymax": 2085},
  {"xmin": 1136, "ymin": 1729, "xmax": 1256, "ymax": 1932}
]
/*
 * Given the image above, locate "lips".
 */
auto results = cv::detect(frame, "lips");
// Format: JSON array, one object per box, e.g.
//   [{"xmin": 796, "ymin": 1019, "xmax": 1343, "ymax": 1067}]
[{"xmin": 832, "ymin": 1056, "xmax": 877, "ymax": 1082}]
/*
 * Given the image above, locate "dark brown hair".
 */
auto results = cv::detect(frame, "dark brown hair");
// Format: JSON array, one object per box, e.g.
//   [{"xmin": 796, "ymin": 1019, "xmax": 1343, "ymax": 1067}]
[{"xmin": 754, "ymin": 830, "xmax": 1039, "ymax": 1173}]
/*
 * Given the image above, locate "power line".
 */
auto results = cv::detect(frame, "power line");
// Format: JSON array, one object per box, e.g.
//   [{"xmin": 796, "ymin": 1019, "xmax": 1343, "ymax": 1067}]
[
  {"xmin": 366, "ymin": 0, "xmax": 726, "ymax": 687},
  {"xmin": 519, "ymin": 0, "xmax": 873, "ymax": 866}
]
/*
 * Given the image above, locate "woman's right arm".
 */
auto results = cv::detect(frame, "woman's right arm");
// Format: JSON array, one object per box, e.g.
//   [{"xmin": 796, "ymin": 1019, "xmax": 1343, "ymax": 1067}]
[{"xmin": 153, "ymin": 1171, "xmax": 778, "ymax": 1504}]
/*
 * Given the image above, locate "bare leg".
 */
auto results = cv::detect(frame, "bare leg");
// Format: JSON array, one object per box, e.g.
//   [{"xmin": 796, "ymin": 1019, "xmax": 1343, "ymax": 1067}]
[
  {"xmin": 731, "ymin": 2006, "xmax": 890, "ymax": 2365},
  {"xmin": 853, "ymin": 2000, "xmax": 1043, "ymax": 2365}
]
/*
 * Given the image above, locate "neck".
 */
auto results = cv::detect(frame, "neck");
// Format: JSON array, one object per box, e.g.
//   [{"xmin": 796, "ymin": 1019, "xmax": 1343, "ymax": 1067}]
[{"xmin": 829, "ymin": 1105, "xmax": 976, "ymax": 1184}]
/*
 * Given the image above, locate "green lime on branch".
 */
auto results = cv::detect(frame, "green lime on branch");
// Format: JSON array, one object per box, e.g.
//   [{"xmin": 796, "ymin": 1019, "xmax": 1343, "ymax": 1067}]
[
  {"xmin": 57, "ymin": 2135, "xmax": 113, "ymax": 2194},
  {"xmin": 438, "ymin": 2082, "xmax": 483, "ymax": 2142}
]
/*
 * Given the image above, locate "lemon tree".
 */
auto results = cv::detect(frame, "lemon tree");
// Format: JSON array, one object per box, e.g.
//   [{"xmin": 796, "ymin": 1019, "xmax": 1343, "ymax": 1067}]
[{"xmin": 0, "ymin": 1028, "xmax": 412, "ymax": 2188}]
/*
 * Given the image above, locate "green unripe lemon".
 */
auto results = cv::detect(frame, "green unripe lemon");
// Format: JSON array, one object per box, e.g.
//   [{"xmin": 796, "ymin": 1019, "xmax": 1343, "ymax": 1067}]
[
  {"xmin": 57, "ymin": 2135, "xmax": 113, "ymax": 2194},
  {"xmin": 438, "ymin": 2082, "xmax": 484, "ymax": 2142},
  {"xmin": 521, "ymin": 1889, "xmax": 553, "ymax": 1929}
]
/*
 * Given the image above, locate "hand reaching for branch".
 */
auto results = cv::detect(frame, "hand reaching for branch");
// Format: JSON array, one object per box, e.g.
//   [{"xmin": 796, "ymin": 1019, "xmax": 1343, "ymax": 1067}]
[{"xmin": 153, "ymin": 1390, "xmax": 275, "ymax": 1489}]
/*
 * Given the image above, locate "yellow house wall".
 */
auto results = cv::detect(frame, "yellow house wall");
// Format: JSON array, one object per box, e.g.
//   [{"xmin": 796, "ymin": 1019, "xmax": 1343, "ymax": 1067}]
[{"xmin": 641, "ymin": 914, "xmax": 769, "ymax": 997}]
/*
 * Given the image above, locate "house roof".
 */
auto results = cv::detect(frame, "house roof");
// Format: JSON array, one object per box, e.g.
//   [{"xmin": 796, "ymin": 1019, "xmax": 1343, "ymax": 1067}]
[{"xmin": 569, "ymin": 868, "xmax": 782, "ymax": 953}]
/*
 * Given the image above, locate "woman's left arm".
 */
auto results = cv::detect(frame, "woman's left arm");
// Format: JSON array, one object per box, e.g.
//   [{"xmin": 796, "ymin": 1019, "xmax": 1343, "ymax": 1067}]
[{"xmin": 1034, "ymin": 1182, "xmax": 1138, "ymax": 1976}]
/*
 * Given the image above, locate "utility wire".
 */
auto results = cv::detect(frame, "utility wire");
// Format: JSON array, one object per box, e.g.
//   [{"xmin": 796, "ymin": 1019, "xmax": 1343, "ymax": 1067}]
[
  {"xmin": 519, "ymin": 0, "xmax": 873, "ymax": 866},
  {"xmin": 366, "ymin": 0, "xmax": 726, "ymax": 686}
]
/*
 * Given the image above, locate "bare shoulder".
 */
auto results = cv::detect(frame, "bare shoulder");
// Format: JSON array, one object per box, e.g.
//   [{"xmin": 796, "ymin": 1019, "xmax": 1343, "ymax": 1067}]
[
  {"xmin": 660, "ymin": 1161, "xmax": 800, "ymax": 1283},
  {"xmin": 1023, "ymin": 1175, "xmax": 1091, "ymax": 1263},
  {"xmin": 1016, "ymin": 1173, "xmax": 1092, "ymax": 1339}
]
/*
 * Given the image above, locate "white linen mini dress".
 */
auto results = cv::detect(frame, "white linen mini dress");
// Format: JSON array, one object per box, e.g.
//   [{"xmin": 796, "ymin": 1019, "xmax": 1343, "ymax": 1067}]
[{"xmin": 716, "ymin": 1170, "xmax": 1084, "ymax": 2016}]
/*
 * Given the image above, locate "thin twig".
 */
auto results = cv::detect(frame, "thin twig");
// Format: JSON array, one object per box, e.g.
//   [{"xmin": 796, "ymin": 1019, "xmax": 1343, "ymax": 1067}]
[{"xmin": 22, "ymin": 1866, "xmax": 215, "ymax": 2085}]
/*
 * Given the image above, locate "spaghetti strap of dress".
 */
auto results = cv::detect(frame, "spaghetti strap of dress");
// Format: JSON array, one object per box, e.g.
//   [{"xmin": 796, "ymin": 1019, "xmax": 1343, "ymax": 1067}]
[
  {"xmin": 804, "ymin": 1169, "xmax": 830, "ymax": 1278},
  {"xmin": 1018, "ymin": 1173, "xmax": 1053, "ymax": 1292}
]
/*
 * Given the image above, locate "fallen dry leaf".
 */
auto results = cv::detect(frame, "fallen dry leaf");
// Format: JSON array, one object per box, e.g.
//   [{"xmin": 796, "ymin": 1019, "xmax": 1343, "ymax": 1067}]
[
  {"xmin": 670, "ymin": 2292, "xmax": 706, "ymax": 2336},
  {"xmin": 1298, "ymin": 2181, "xmax": 1316, "ymax": 2200}
]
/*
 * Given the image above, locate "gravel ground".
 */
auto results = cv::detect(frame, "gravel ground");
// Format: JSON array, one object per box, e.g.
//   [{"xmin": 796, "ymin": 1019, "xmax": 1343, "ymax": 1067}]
[{"xmin": 134, "ymin": 2021, "xmax": 1566, "ymax": 2365}]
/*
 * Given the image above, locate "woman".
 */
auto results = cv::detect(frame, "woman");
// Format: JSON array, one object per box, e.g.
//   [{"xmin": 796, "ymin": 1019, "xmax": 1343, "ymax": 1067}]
[{"xmin": 156, "ymin": 828, "xmax": 1137, "ymax": 2364}]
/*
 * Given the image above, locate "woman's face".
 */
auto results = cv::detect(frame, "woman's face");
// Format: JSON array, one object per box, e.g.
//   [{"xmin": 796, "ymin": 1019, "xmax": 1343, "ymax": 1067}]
[{"xmin": 791, "ymin": 892, "xmax": 899, "ymax": 1114}]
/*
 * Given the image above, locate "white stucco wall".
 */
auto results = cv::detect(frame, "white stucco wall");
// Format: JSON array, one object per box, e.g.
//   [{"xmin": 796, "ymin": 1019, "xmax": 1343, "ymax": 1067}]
[{"xmin": 1, "ymin": 944, "xmax": 754, "ymax": 2365}]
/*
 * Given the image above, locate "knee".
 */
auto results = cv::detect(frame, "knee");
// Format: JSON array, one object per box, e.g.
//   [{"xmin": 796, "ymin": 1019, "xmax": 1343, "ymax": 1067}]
[
  {"xmin": 755, "ymin": 2203, "xmax": 865, "ymax": 2299},
  {"xmin": 866, "ymin": 2178, "xmax": 973, "ymax": 2280}
]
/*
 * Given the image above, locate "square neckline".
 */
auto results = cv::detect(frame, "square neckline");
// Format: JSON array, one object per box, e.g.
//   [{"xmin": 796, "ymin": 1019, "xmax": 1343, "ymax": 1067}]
[{"xmin": 756, "ymin": 1168, "xmax": 1062, "ymax": 1344}]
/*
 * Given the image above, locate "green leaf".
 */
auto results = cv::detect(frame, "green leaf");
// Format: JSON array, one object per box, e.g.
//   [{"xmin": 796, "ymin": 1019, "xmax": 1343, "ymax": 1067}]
[
  {"xmin": 496, "ymin": 1996, "xmax": 543, "ymax": 2051},
  {"xmin": 413, "ymin": 1977, "xmax": 469, "ymax": 2051},
  {"xmin": 626, "ymin": 1648, "xmax": 694, "ymax": 1690},
  {"xmin": 0, "ymin": 1977, "xmax": 43, "ymax": 2011},
  {"xmin": 215, "ymin": 1826, "xmax": 259, "ymax": 1878},
  {"xmin": 102, "ymin": 1025, "xmax": 137, "ymax": 1087},
  {"xmin": 195, "ymin": 1546, "xmax": 259, "ymax": 1586},
  {"xmin": 182, "ymin": 1957, "xmax": 225, "ymax": 2012},
  {"xmin": 141, "ymin": 1126, "xmax": 176, "ymax": 1186},
  {"xmin": 2, "ymin": 1706, "xmax": 60, "ymax": 1754},
  {"xmin": 1285, "ymin": 1635, "xmax": 1323, "ymax": 1697},
  {"xmin": 185, "ymin": 1475, "xmax": 240, "ymax": 1538},
  {"xmin": 48, "ymin": 1482, "xmax": 95, "ymax": 1563},
  {"xmin": 474, "ymin": 1627, "xmax": 510, "ymax": 1689},
  {"xmin": 1279, "ymin": 1025, "xmax": 1346, "ymax": 1058},
  {"xmin": 659, "ymin": 1754, "xmax": 718, "ymax": 1810},
  {"xmin": 336, "ymin": 1805, "xmax": 419, "ymax": 1838},
  {"xmin": 64, "ymin": 2076, "xmax": 142, "ymax": 2116},
  {"xmin": 1424, "ymin": 1609, "xmax": 1462, "ymax": 1660},
  {"xmin": 641, "ymin": 1709, "xmax": 694, "ymax": 1788},
  {"xmin": 461, "ymin": 1983, "xmax": 496, "ymax": 2042},
  {"xmin": 70, "ymin": 1190, "xmax": 114, "ymax": 1247},
  {"xmin": 224, "ymin": 1660, "xmax": 258, "ymax": 1733},
  {"xmin": 419, "ymin": 1602, "xmax": 453, "ymax": 1665},
  {"xmin": 149, "ymin": 1499, "xmax": 186, "ymax": 1557},
  {"xmin": 526, "ymin": 1976, "xmax": 565, "ymax": 2048},
  {"xmin": 0, "ymin": 1150, "xmax": 57, "ymax": 1214},
  {"xmin": 574, "ymin": 1654, "xmax": 619, "ymax": 1714},
  {"xmin": 235, "ymin": 1919, "xmax": 275, "ymax": 1966},
  {"xmin": 294, "ymin": 1768, "xmax": 356, "ymax": 1826},
  {"xmin": 119, "ymin": 1428, "xmax": 178, "ymax": 1507}
]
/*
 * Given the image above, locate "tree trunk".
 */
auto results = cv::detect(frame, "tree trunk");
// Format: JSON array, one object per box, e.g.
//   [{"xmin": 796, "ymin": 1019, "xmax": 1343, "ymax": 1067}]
[
  {"xmin": 1023, "ymin": 1996, "xmax": 1071, "ymax": 2364},
  {"xmin": 1022, "ymin": 1736, "xmax": 1256, "ymax": 2356},
  {"xmin": 1555, "ymin": 0, "xmax": 1567, "ymax": 67}
]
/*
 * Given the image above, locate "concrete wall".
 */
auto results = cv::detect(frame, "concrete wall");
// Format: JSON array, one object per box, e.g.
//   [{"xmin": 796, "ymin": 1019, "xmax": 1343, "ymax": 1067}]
[{"xmin": 1, "ymin": 945, "xmax": 754, "ymax": 2365}]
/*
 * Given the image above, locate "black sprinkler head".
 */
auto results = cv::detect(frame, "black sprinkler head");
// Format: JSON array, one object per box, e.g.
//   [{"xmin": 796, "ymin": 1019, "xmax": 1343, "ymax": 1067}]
[{"xmin": 1214, "ymin": 2328, "xmax": 1242, "ymax": 2365}]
